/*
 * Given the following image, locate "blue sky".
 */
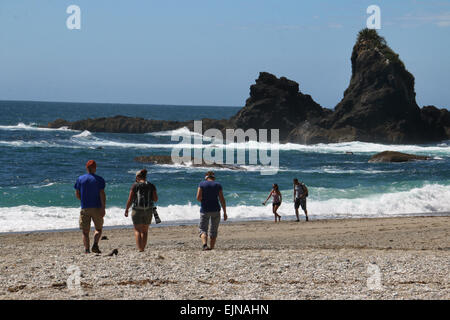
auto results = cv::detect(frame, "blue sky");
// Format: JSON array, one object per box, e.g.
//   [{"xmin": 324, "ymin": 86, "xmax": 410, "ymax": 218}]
[{"xmin": 0, "ymin": 0, "xmax": 449, "ymax": 109}]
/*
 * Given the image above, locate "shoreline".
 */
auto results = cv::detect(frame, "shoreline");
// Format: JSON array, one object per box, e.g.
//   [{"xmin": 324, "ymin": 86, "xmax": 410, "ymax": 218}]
[
  {"xmin": 1, "ymin": 211, "xmax": 449, "ymax": 235},
  {"xmin": 1, "ymin": 215, "xmax": 449, "ymax": 299}
]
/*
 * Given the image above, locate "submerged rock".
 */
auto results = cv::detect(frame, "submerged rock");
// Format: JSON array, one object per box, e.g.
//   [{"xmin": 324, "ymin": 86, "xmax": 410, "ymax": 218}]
[
  {"xmin": 135, "ymin": 155, "xmax": 174, "ymax": 164},
  {"xmin": 134, "ymin": 155, "xmax": 246, "ymax": 171},
  {"xmin": 368, "ymin": 151, "xmax": 431, "ymax": 163}
]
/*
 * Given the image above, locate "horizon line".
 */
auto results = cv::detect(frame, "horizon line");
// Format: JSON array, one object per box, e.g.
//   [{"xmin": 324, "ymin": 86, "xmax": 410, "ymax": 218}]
[{"xmin": 0, "ymin": 99, "xmax": 242, "ymax": 109}]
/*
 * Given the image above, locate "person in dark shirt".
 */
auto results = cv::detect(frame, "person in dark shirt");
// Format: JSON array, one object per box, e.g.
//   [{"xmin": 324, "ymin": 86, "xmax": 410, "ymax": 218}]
[
  {"xmin": 74, "ymin": 160, "xmax": 106, "ymax": 254},
  {"xmin": 124, "ymin": 169, "xmax": 158, "ymax": 252},
  {"xmin": 196, "ymin": 171, "xmax": 227, "ymax": 251},
  {"xmin": 293, "ymin": 178, "xmax": 309, "ymax": 222}
]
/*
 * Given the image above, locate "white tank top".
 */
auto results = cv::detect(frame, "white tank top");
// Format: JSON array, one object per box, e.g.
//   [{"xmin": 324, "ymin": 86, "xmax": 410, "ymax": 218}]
[{"xmin": 295, "ymin": 183, "xmax": 304, "ymax": 199}]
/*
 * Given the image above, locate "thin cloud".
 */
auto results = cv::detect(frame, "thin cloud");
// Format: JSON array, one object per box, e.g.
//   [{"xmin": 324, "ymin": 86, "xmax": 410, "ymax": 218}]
[{"xmin": 398, "ymin": 12, "xmax": 450, "ymax": 27}]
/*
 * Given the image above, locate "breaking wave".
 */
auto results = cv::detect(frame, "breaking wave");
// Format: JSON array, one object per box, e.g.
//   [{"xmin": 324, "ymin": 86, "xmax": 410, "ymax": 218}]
[
  {"xmin": 0, "ymin": 123, "xmax": 74, "ymax": 132},
  {"xmin": 1, "ymin": 184, "xmax": 448, "ymax": 233}
]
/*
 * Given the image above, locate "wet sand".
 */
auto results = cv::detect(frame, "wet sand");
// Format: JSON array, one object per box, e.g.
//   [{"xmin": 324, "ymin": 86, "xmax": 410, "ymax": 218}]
[{"xmin": 0, "ymin": 216, "xmax": 449, "ymax": 299}]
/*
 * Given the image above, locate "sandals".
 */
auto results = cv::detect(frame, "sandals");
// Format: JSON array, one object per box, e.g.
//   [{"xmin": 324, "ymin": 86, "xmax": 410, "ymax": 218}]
[{"xmin": 92, "ymin": 243, "xmax": 102, "ymax": 254}]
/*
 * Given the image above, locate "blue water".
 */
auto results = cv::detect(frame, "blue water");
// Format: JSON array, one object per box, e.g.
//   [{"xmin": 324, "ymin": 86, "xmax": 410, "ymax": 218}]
[{"xmin": 1, "ymin": 100, "xmax": 449, "ymax": 232}]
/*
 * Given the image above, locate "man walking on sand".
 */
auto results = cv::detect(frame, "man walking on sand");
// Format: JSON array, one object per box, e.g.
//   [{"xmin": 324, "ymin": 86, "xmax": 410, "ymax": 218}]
[
  {"xmin": 74, "ymin": 160, "xmax": 106, "ymax": 254},
  {"xmin": 196, "ymin": 171, "xmax": 227, "ymax": 251},
  {"xmin": 293, "ymin": 178, "xmax": 309, "ymax": 222}
]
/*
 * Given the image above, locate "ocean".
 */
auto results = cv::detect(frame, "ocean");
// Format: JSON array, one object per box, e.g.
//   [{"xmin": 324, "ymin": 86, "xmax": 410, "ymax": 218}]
[{"xmin": 1, "ymin": 100, "xmax": 449, "ymax": 233}]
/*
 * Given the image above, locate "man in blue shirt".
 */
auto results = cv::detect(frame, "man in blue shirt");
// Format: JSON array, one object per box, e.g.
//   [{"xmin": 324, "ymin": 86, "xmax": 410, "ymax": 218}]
[
  {"xmin": 196, "ymin": 171, "xmax": 227, "ymax": 251},
  {"xmin": 74, "ymin": 160, "xmax": 106, "ymax": 254}
]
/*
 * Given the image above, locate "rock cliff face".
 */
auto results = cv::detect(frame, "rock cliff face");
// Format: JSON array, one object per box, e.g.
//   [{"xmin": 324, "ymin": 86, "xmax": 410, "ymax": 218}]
[
  {"xmin": 46, "ymin": 29, "xmax": 449, "ymax": 144},
  {"xmin": 420, "ymin": 106, "xmax": 450, "ymax": 139},
  {"xmin": 230, "ymin": 72, "xmax": 328, "ymax": 140},
  {"xmin": 331, "ymin": 29, "xmax": 422, "ymax": 142},
  {"xmin": 288, "ymin": 29, "xmax": 449, "ymax": 144}
]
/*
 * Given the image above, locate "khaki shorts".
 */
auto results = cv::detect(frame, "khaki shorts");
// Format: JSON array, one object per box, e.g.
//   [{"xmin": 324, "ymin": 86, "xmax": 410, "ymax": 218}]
[
  {"xmin": 79, "ymin": 208, "xmax": 104, "ymax": 232},
  {"xmin": 132, "ymin": 209, "xmax": 153, "ymax": 225}
]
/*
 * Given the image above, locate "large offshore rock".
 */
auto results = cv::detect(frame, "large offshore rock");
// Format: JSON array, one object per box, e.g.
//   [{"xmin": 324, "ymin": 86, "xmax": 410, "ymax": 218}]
[
  {"xmin": 368, "ymin": 151, "xmax": 431, "ymax": 163},
  {"xmin": 230, "ymin": 72, "xmax": 327, "ymax": 140}
]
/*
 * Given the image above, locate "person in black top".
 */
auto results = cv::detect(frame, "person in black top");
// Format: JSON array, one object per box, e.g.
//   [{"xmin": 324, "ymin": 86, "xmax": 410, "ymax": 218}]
[{"xmin": 125, "ymin": 169, "xmax": 158, "ymax": 252}]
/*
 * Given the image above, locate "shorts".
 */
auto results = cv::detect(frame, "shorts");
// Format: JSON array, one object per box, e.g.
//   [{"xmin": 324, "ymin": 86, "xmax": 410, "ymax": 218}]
[
  {"xmin": 79, "ymin": 208, "xmax": 104, "ymax": 232},
  {"xmin": 199, "ymin": 211, "xmax": 221, "ymax": 238},
  {"xmin": 295, "ymin": 198, "xmax": 307, "ymax": 211},
  {"xmin": 272, "ymin": 202, "xmax": 281, "ymax": 207},
  {"xmin": 131, "ymin": 208, "xmax": 153, "ymax": 225}
]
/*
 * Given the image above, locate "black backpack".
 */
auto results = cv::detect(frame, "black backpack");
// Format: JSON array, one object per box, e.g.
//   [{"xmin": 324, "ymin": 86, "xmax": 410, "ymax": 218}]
[
  {"xmin": 133, "ymin": 181, "xmax": 155, "ymax": 209},
  {"xmin": 300, "ymin": 182, "xmax": 309, "ymax": 198}
]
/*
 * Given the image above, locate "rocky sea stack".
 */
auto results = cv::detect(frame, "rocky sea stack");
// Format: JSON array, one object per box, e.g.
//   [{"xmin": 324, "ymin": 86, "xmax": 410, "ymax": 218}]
[
  {"xmin": 230, "ymin": 72, "xmax": 328, "ymax": 141},
  {"xmin": 287, "ymin": 28, "xmax": 450, "ymax": 144},
  {"xmin": 46, "ymin": 29, "xmax": 449, "ymax": 144}
]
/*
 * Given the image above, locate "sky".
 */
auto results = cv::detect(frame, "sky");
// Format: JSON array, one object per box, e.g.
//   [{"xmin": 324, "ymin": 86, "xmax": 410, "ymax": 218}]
[{"xmin": 0, "ymin": 0, "xmax": 449, "ymax": 109}]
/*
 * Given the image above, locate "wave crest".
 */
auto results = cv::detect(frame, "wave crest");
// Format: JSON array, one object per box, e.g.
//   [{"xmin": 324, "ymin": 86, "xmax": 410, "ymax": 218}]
[
  {"xmin": 0, "ymin": 123, "xmax": 74, "ymax": 132},
  {"xmin": 1, "ymin": 184, "xmax": 448, "ymax": 232}
]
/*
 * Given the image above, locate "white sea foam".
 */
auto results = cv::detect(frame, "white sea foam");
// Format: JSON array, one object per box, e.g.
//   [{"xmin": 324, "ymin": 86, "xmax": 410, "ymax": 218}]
[
  {"xmin": 304, "ymin": 167, "xmax": 405, "ymax": 175},
  {"xmin": 70, "ymin": 137, "xmax": 450, "ymax": 156},
  {"xmin": 149, "ymin": 127, "xmax": 209, "ymax": 140},
  {"xmin": 72, "ymin": 130, "xmax": 93, "ymax": 138},
  {"xmin": 0, "ymin": 140, "xmax": 70, "ymax": 148},
  {"xmin": 308, "ymin": 184, "xmax": 450, "ymax": 217},
  {"xmin": 83, "ymin": 136, "xmax": 450, "ymax": 156},
  {"xmin": 154, "ymin": 163, "xmax": 240, "ymax": 172},
  {"xmin": 154, "ymin": 162, "xmax": 279, "ymax": 172},
  {"xmin": 1, "ymin": 126, "xmax": 449, "ymax": 157},
  {"xmin": 33, "ymin": 182, "xmax": 56, "ymax": 189},
  {"xmin": 1, "ymin": 184, "xmax": 449, "ymax": 233},
  {"xmin": 128, "ymin": 162, "xmax": 290, "ymax": 174},
  {"xmin": 148, "ymin": 128, "xmax": 450, "ymax": 155},
  {"xmin": 234, "ymin": 140, "xmax": 450, "ymax": 155},
  {"xmin": 138, "ymin": 163, "xmax": 404, "ymax": 175},
  {"xmin": 70, "ymin": 131, "xmax": 164, "ymax": 149},
  {"xmin": 0, "ymin": 123, "xmax": 75, "ymax": 132}
]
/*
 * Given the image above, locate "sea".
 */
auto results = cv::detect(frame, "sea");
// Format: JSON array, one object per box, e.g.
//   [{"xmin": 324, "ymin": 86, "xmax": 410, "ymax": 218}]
[{"xmin": 1, "ymin": 100, "xmax": 449, "ymax": 233}]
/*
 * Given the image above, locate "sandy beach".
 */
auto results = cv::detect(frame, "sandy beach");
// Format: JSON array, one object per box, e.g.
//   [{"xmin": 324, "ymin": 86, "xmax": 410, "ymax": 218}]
[{"xmin": 0, "ymin": 215, "xmax": 449, "ymax": 300}]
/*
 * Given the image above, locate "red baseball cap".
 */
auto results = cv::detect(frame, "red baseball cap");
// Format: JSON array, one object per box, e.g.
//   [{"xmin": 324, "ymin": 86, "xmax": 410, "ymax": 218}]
[{"xmin": 86, "ymin": 160, "xmax": 97, "ymax": 168}]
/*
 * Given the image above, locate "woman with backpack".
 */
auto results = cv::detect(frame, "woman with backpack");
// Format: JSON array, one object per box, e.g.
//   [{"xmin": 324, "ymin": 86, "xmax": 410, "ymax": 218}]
[
  {"xmin": 263, "ymin": 184, "xmax": 282, "ymax": 222},
  {"xmin": 124, "ymin": 169, "xmax": 158, "ymax": 252}
]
